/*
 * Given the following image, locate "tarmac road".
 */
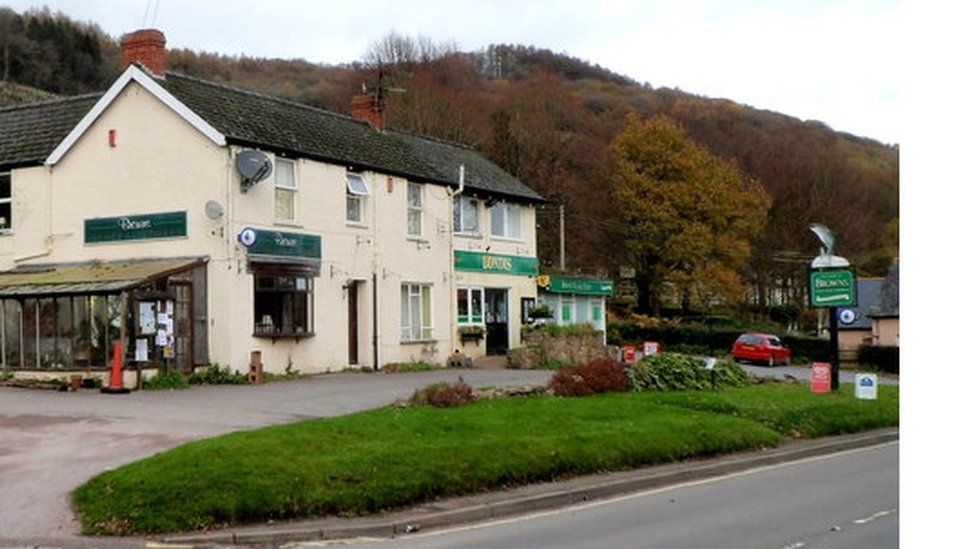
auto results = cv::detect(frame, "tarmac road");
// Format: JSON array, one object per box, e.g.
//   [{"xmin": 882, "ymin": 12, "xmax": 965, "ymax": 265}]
[
  {"xmin": 737, "ymin": 362, "xmax": 899, "ymax": 385},
  {"xmin": 338, "ymin": 442, "xmax": 899, "ymax": 549}
]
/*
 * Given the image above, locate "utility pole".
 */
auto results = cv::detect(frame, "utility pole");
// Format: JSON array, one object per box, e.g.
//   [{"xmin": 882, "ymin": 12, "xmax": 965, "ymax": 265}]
[{"xmin": 559, "ymin": 204, "xmax": 565, "ymax": 271}]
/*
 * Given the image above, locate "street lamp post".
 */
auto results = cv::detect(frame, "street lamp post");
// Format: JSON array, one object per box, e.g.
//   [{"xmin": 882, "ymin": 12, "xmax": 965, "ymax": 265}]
[{"xmin": 808, "ymin": 224, "xmax": 856, "ymax": 392}]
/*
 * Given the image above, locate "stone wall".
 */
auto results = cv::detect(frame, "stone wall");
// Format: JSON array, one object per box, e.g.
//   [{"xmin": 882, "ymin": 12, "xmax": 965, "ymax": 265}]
[{"xmin": 508, "ymin": 327, "xmax": 615, "ymax": 369}]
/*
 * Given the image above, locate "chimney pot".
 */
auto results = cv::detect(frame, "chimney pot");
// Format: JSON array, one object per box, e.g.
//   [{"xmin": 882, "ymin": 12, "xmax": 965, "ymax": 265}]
[{"xmin": 120, "ymin": 29, "xmax": 167, "ymax": 75}]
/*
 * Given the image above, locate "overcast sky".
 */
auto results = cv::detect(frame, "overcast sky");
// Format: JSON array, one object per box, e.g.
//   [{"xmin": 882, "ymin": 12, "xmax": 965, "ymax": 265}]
[{"xmin": 6, "ymin": 0, "xmax": 904, "ymax": 144}]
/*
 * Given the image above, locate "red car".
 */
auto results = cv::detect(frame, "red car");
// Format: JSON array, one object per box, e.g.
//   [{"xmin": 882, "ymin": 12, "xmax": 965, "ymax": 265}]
[{"xmin": 731, "ymin": 333, "xmax": 791, "ymax": 366}]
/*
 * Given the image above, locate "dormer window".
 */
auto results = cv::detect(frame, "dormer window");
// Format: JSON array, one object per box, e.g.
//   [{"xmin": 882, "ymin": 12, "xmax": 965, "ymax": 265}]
[{"xmin": 346, "ymin": 172, "xmax": 370, "ymax": 224}]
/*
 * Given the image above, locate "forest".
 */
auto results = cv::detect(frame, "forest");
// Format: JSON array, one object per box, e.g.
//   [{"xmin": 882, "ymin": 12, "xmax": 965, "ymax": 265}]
[{"xmin": 0, "ymin": 8, "xmax": 898, "ymax": 325}]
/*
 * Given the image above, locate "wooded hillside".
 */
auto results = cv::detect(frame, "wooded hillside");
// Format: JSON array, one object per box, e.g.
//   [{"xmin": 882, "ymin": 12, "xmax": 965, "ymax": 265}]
[{"xmin": 1, "ymin": 9, "xmax": 898, "ymax": 319}]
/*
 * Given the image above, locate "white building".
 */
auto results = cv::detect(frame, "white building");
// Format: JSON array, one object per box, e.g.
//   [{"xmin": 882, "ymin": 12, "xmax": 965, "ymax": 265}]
[{"xmin": 0, "ymin": 30, "xmax": 544, "ymax": 385}]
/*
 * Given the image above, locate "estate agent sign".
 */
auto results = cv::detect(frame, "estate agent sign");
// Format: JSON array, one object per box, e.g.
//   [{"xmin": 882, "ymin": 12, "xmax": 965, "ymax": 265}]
[{"xmin": 85, "ymin": 211, "xmax": 187, "ymax": 243}]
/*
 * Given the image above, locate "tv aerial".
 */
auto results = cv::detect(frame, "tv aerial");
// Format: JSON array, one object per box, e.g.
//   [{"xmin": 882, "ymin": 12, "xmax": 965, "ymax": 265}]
[{"xmin": 236, "ymin": 150, "xmax": 272, "ymax": 193}]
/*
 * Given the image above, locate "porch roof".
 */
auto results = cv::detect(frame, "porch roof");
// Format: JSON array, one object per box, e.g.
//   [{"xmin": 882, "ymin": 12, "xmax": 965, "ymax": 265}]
[{"xmin": 0, "ymin": 258, "xmax": 204, "ymax": 297}]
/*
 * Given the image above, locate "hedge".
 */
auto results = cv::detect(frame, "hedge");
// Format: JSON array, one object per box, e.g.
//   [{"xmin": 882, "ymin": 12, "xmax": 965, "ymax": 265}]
[
  {"xmin": 857, "ymin": 345, "xmax": 899, "ymax": 374},
  {"xmin": 607, "ymin": 322, "xmax": 830, "ymax": 362}
]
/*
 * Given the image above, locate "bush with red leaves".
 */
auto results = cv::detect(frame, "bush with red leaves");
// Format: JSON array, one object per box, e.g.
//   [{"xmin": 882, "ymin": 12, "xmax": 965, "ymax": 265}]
[{"xmin": 549, "ymin": 358, "xmax": 630, "ymax": 397}]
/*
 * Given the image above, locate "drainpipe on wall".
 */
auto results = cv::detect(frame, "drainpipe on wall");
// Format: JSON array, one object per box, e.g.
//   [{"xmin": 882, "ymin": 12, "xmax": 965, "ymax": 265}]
[{"xmin": 446, "ymin": 165, "xmax": 465, "ymax": 356}]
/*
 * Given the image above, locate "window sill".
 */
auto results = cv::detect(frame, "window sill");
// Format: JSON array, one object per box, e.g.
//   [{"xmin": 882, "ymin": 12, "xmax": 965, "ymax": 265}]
[
  {"xmin": 452, "ymin": 232, "xmax": 482, "ymax": 239},
  {"xmin": 491, "ymin": 235, "xmax": 525, "ymax": 243},
  {"xmin": 0, "ymin": 229, "xmax": 12, "ymax": 236},
  {"xmin": 346, "ymin": 221, "xmax": 369, "ymax": 229},
  {"xmin": 407, "ymin": 235, "xmax": 428, "ymax": 243},
  {"xmin": 274, "ymin": 220, "xmax": 303, "ymax": 228},
  {"xmin": 252, "ymin": 331, "xmax": 315, "ymax": 341},
  {"xmin": 400, "ymin": 339, "xmax": 437, "ymax": 345}
]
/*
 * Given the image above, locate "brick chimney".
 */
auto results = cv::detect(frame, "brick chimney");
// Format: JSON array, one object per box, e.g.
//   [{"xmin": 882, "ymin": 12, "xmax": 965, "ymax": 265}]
[
  {"xmin": 350, "ymin": 94, "xmax": 384, "ymax": 129},
  {"xmin": 120, "ymin": 29, "xmax": 167, "ymax": 75}
]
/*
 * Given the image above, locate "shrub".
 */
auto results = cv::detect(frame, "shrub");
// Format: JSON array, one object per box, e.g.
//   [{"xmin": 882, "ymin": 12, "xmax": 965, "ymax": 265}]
[
  {"xmin": 142, "ymin": 370, "xmax": 188, "ymax": 390},
  {"xmin": 409, "ymin": 377, "xmax": 475, "ymax": 408},
  {"xmin": 383, "ymin": 360, "xmax": 440, "ymax": 373},
  {"xmin": 629, "ymin": 353, "xmax": 750, "ymax": 392},
  {"xmin": 188, "ymin": 364, "xmax": 249, "ymax": 385},
  {"xmin": 549, "ymin": 358, "xmax": 630, "ymax": 397},
  {"xmin": 858, "ymin": 345, "xmax": 899, "ymax": 374}
]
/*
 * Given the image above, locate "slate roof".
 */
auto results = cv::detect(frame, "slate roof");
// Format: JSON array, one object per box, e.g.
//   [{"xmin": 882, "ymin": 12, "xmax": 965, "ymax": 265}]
[
  {"xmin": 0, "ymin": 69, "xmax": 544, "ymax": 203},
  {"xmin": 838, "ymin": 278, "xmax": 884, "ymax": 330},
  {"xmin": 0, "ymin": 93, "xmax": 100, "ymax": 170},
  {"xmin": 869, "ymin": 259, "xmax": 899, "ymax": 318}
]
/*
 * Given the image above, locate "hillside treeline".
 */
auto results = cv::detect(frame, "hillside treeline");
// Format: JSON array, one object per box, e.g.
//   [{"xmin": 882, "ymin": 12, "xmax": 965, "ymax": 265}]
[{"xmin": 0, "ymin": 11, "xmax": 898, "ymax": 321}]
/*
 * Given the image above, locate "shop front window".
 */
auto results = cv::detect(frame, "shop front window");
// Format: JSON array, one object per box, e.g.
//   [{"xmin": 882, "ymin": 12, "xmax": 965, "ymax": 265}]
[
  {"xmin": 457, "ymin": 287, "xmax": 484, "ymax": 325},
  {"xmin": 254, "ymin": 274, "xmax": 313, "ymax": 336}
]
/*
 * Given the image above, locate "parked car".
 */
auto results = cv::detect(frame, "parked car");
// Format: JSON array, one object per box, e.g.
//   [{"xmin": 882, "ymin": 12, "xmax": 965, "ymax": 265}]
[{"xmin": 731, "ymin": 333, "xmax": 791, "ymax": 366}]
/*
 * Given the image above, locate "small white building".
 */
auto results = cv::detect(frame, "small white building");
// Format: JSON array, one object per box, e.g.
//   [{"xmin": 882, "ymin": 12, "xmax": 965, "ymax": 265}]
[{"xmin": 0, "ymin": 29, "xmax": 544, "ymax": 385}]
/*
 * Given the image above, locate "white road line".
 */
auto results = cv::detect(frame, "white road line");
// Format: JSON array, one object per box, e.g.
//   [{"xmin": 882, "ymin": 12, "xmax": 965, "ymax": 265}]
[
  {"xmin": 852, "ymin": 508, "xmax": 897, "ymax": 524},
  {"xmin": 294, "ymin": 441, "xmax": 898, "ymax": 546}
]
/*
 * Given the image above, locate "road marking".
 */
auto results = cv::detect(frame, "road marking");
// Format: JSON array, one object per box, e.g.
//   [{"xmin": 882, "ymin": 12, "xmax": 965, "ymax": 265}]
[
  {"xmin": 298, "ymin": 441, "xmax": 898, "ymax": 546},
  {"xmin": 852, "ymin": 508, "xmax": 897, "ymax": 524},
  {"xmin": 781, "ymin": 542, "xmax": 806, "ymax": 549}
]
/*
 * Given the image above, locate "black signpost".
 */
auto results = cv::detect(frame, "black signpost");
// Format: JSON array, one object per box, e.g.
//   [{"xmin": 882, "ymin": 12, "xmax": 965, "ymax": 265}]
[{"xmin": 807, "ymin": 224, "xmax": 857, "ymax": 392}]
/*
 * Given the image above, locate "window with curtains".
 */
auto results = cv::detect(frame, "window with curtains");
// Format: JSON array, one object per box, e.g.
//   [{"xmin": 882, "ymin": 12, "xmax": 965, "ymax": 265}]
[
  {"xmin": 407, "ymin": 182, "xmax": 423, "ymax": 236},
  {"xmin": 274, "ymin": 159, "xmax": 298, "ymax": 222},
  {"xmin": 452, "ymin": 195, "xmax": 479, "ymax": 234},
  {"xmin": 401, "ymin": 283, "xmax": 432, "ymax": 341},
  {"xmin": 490, "ymin": 202, "xmax": 521, "ymax": 239}
]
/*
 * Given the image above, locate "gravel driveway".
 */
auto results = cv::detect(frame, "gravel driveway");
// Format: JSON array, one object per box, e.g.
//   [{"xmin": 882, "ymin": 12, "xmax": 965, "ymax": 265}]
[{"xmin": 0, "ymin": 369, "xmax": 551, "ymax": 546}]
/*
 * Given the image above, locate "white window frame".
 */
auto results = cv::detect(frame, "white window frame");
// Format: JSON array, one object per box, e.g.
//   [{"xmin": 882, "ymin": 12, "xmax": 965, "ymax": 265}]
[
  {"xmin": 457, "ymin": 286, "xmax": 485, "ymax": 325},
  {"xmin": 401, "ymin": 283, "xmax": 433, "ymax": 342},
  {"xmin": 0, "ymin": 171, "xmax": 10, "ymax": 232},
  {"xmin": 490, "ymin": 201, "xmax": 522, "ymax": 240},
  {"xmin": 453, "ymin": 195, "xmax": 480, "ymax": 235},
  {"xmin": 274, "ymin": 159, "xmax": 298, "ymax": 222},
  {"xmin": 407, "ymin": 182, "xmax": 423, "ymax": 237},
  {"xmin": 346, "ymin": 172, "xmax": 370, "ymax": 225}
]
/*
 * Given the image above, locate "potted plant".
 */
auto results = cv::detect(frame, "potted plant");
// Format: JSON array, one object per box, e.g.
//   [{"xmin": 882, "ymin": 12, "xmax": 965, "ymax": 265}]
[
  {"xmin": 527, "ymin": 303, "xmax": 553, "ymax": 320},
  {"xmin": 458, "ymin": 325, "xmax": 486, "ymax": 343}
]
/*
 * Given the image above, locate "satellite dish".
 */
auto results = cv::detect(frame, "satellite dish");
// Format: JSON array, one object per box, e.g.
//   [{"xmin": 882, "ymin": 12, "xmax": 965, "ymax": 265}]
[
  {"xmin": 204, "ymin": 200, "xmax": 224, "ymax": 220},
  {"xmin": 236, "ymin": 150, "xmax": 272, "ymax": 193}
]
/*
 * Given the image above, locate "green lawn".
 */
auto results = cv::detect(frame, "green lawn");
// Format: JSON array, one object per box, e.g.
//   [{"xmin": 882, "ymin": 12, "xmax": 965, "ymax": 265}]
[{"xmin": 73, "ymin": 383, "xmax": 898, "ymax": 535}]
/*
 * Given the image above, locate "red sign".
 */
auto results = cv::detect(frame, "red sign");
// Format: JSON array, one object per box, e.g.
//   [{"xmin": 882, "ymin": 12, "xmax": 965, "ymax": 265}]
[
  {"xmin": 811, "ymin": 362, "xmax": 831, "ymax": 393},
  {"xmin": 622, "ymin": 345, "xmax": 637, "ymax": 364}
]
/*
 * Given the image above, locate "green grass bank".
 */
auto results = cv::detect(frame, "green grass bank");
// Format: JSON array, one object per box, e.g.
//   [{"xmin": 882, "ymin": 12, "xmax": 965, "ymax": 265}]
[{"xmin": 74, "ymin": 383, "xmax": 898, "ymax": 535}]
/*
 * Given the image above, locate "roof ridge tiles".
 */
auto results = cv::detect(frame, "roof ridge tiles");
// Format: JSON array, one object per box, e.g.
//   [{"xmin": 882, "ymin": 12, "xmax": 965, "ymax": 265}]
[
  {"xmin": 162, "ymin": 70, "xmax": 374, "ymax": 126},
  {"xmin": 0, "ymin": 92, "xmax": 102, "ymax": 113}
]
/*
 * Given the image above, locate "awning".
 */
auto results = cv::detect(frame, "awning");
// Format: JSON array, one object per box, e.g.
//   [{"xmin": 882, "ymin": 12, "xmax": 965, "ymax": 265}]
[{"xmin": 0, "ymin": 258, "xmax": 205, "ymax": 297}]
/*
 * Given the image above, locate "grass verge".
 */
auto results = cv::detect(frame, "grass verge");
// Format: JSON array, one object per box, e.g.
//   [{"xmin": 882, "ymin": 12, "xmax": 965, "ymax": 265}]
[{"xmin": 73, "ymin": 383, "xmax": 897, "ymax": 535}]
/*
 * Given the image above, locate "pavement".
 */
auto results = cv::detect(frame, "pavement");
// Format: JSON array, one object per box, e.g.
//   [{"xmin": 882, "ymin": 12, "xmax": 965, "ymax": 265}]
[
  {"xmin": 161, "ymin": 428, "xmax": 898, "ymax": 547},
  {"xmin": 0, "ymin": 368, "xmax": 551, "ymax": 546}
]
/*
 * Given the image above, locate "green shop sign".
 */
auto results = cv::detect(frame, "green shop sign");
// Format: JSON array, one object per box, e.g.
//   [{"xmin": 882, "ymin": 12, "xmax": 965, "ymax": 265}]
[
  {"xmin": 545, "ymin": 277, "xmax": 614, "ymax": 296},
  {"xmin": 453, "ymin": 250, "xmax": 538, "ymax": 276},
  {"xmin": 85, "ymin": 211, "xmax": 187, "ymax": 244},
  {"xmin": 809, "ymin": 268, "xmax": 857, "ymax": 307},
  {"xmin": 240, "ymin": 227, "xmax": 321, "ymax": 260}
]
